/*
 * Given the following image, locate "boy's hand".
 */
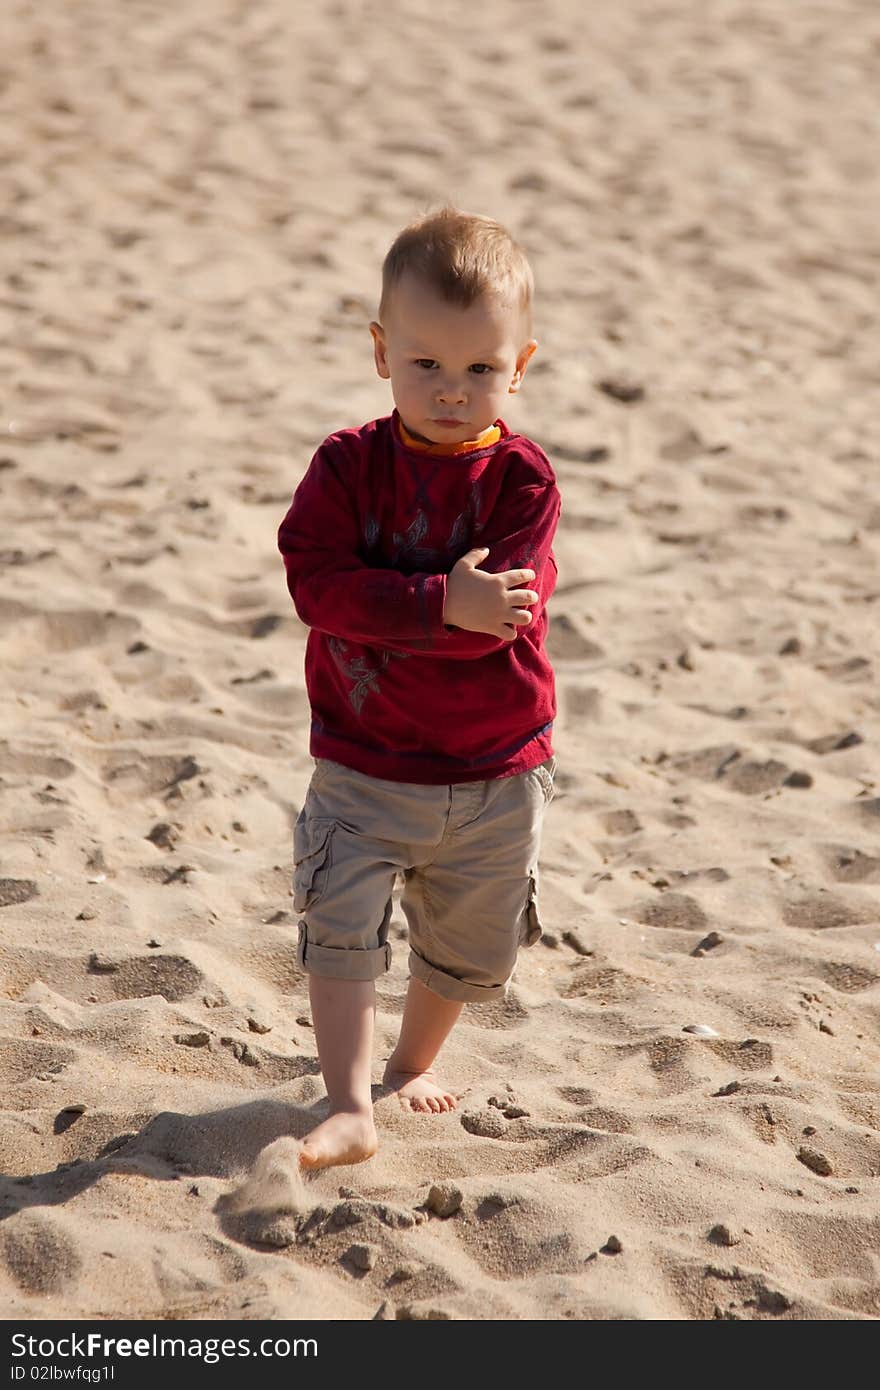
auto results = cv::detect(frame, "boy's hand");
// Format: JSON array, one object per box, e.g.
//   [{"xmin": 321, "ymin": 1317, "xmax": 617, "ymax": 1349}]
[{"xmin": 443, "ymin": 547, "xmax": 539, "ymax": 640}]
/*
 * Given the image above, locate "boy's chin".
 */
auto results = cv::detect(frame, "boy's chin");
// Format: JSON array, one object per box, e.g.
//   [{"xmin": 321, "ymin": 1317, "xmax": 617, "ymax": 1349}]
[{"xmin": 414, "ymin": 420, "xmax": 489, "ymax": 445}]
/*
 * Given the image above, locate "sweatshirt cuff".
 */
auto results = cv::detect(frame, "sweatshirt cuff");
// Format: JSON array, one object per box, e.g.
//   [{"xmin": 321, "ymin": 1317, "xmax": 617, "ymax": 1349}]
[{"xmin": 421, "ymin": 572, "xmax": 448, "ymax": 636}]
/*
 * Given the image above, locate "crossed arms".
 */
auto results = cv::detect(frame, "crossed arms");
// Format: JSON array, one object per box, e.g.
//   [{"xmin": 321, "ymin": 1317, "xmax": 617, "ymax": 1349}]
[{"xmin": 278, "ymin": 440, "xmax": 560, "ymax": 661}]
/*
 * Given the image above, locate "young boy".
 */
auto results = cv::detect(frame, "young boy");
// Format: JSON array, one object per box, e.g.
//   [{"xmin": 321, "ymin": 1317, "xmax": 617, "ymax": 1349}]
[{"xmin": 277, "ymin": 206, "xmax": 560, "ymax": 1173}]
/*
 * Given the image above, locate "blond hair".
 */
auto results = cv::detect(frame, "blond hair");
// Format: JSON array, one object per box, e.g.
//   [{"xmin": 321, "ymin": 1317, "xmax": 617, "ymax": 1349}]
[{"xmin": 378, "ymin": 206, "xmax": 534, "ymax": 332}]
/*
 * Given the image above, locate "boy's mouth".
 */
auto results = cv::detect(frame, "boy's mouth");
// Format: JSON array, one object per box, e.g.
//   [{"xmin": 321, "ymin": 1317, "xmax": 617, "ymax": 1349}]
[{"xmin": 432, "ymin": 418, "xmax": 467, "ymax": 427}]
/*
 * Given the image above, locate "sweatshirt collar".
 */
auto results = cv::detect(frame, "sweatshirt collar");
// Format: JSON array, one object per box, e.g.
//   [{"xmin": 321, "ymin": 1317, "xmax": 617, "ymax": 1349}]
[{"xmin": 393, "ymin": 409, "xmax": 504, "ymax": 457}]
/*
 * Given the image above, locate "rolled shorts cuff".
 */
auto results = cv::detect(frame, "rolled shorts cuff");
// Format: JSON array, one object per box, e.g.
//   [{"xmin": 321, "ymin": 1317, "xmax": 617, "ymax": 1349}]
[
  {"xmin": 409, "ymin": 948, "xmax": 508, "ymax": 1003},
  {"xmin": 297, "ymin": 924, "xmax": 392, "ymax": 981}
]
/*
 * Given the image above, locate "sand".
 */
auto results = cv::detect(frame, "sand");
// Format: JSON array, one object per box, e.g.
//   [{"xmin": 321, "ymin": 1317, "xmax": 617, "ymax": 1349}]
[{"xmin": 1, "ymin": 0, "xmax": 879, "ymax": 1321}]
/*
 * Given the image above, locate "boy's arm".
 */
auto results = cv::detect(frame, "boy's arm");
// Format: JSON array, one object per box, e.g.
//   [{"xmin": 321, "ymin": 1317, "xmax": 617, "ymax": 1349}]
[
  {"xmin": 434, "ymin": 477, "xmax": 560, "ymax": 658},
  {"xmin": 278, "ymin": 440, "xmax": 560, "ymax": 658}
]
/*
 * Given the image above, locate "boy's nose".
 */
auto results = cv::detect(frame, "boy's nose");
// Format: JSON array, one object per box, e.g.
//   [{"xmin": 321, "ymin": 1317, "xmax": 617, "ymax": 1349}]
[{"xmin": 436, "ymin": 383, "xmax": 467, "ymax": 404}]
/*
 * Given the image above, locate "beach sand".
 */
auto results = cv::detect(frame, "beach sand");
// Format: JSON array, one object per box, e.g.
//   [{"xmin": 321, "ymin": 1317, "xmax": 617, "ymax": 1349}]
[{"xmin": 1, "ymin": 0, "xmax": 878, "ymax": 1320}]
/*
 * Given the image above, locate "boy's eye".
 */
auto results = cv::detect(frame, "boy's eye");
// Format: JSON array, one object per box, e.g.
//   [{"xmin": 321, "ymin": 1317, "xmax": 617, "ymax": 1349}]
[{"xmin": 413, "ymin": 359, "xmax": 493, "ymax": 374}]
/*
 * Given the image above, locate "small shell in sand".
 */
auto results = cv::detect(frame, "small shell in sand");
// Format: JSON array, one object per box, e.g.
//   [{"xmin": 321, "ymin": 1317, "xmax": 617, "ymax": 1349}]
[{"xmin": 682, "ymin": 1023, "xmax": 720, "ymax": 1037}]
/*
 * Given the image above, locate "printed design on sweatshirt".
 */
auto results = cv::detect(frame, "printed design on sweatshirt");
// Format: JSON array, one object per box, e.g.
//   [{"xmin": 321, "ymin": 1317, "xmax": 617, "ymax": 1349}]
[
  {"xmin": 512, "ymin": 540, "xmax": 538, "ymax": 571},
  {"xmin": 366, "ymin": 480, "xmax": 484, "ymax": 571},
  {"xmin": 328, "ymin": 637, "xmax": 410, "ymax": 715}
]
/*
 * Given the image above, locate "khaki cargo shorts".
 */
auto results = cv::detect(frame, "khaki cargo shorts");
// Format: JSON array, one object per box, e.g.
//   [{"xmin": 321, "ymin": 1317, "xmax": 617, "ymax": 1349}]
[{"xmin": 292, "ymin": 756, "xmax": 557, "ymax": 1003}]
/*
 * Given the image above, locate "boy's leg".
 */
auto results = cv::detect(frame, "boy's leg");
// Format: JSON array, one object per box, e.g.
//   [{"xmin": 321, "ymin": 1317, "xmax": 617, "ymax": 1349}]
[
  {"xmin": 383, "ymin": 976, "xmax": 463, "ymax": 1113},
  {"xmin": 300, "ymin": 976, "xmax": 379, "ymax": 1169},
  {"xmin": 391, "ymin": 760, "xmax": 554, "ymax": 1116}
]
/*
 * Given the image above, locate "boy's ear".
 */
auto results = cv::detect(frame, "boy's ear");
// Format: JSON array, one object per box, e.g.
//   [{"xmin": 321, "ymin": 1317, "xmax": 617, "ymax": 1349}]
[
  {"xmin": 369, "ymin": 321, "xmax": 390, "ymax": 379},
  {"xmin": 508, "ymin": 339, "xmax": 538, "ymax": 394}
]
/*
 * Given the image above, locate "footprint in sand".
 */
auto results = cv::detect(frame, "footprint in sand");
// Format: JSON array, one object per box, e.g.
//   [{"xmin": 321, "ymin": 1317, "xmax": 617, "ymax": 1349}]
[
  {"xmin": 818, "ymin": 961, "xmax": 878, "ymax": 993},
  {"xmin": 632, "ymin": 892, "xmax": 709, "ymax": 932},
  {"xmin": 782, "ymin": 893, "xmax": 875, "ymax": 931},
  {"xmin": 0, "ymin": 1210, "xmax": 83, "ymax": 1296},
  {"xmin": 0, "ymin": 878, "xmax": 38, "ymax": 907},
  {"xmin": 821, "ymin": 846, "xmax": 880, "ymax": 884}
]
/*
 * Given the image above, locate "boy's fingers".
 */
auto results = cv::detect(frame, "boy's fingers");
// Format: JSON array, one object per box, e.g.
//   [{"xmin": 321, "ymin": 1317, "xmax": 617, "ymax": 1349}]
[{"xmin": 507, "ymin": 589, "xmax": 539, "ymax": 605}]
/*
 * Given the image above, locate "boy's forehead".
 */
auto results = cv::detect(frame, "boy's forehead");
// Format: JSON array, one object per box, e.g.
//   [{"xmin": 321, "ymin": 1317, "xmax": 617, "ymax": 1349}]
[{"xmin": 386, "ymin": 275, "xmax": 527, "ymax": 349}]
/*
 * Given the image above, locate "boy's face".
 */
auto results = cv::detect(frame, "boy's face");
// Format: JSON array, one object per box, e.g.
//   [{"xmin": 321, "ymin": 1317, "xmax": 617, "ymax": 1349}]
[{"xmin": 369, "ymin": 273, "xmax": 537, "ymax": 447}]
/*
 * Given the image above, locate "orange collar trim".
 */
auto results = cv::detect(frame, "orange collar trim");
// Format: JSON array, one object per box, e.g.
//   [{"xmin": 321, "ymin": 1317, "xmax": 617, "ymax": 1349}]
[{"xmin": 398, "ymin": 419, "xmax": 502, "ymax": 456}]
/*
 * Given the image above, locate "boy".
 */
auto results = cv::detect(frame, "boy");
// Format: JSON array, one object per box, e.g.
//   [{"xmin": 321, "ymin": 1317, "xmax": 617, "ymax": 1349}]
[{"xmin": 277, "ymin": 206, "xmax": 561, "ymax": 1172}]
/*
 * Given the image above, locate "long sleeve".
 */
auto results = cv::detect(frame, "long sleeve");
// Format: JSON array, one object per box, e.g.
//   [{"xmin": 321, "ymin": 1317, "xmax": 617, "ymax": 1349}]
[
  {"xmin": 278, "ymin": 435, "xmax": 560, "ymax": 660},
  {"xmin": 278, "ymin": 439, "xmax": 447, "ymax": 647}
]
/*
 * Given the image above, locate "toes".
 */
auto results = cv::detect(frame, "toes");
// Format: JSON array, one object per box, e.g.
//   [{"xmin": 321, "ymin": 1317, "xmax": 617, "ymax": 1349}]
[{"xmin": 391, "ymin": 1079, "xmax": 459, "ymax": 1113}]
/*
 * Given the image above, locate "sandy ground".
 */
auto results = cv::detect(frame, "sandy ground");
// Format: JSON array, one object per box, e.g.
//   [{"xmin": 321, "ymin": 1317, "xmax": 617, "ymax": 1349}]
[{"xmin": 1, "ymin": 0, "xmax": 879, "ymax": 1320}]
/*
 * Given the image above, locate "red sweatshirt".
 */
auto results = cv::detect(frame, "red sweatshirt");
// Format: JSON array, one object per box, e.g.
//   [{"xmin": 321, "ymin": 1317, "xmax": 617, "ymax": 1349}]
[{"xmin": 277, "ymin": 409, "xmax": 560, "ymax": 783}]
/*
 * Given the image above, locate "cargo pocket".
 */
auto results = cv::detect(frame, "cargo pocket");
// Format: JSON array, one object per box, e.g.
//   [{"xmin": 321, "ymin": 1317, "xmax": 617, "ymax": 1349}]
[
  {"xmin": 292, "ymin": 816, "xmax": 335, "ymax": 914},
  {"xmin": 518, "ymin": 869, "xmax": 543, "ymax": 947},
  {"xmin": 532, "ymin": 758, "xmax": 557, "ymax": 806}
]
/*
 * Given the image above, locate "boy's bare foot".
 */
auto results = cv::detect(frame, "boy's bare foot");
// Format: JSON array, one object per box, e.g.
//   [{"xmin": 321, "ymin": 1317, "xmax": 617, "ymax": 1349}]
[
  {"xmin": 299, "ymin": 1108, "xmax": 378, "ymax": 1170},
  {"xmin": 382, "ymin": 1065, "xmax": 458, "ymax": 1113}
]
